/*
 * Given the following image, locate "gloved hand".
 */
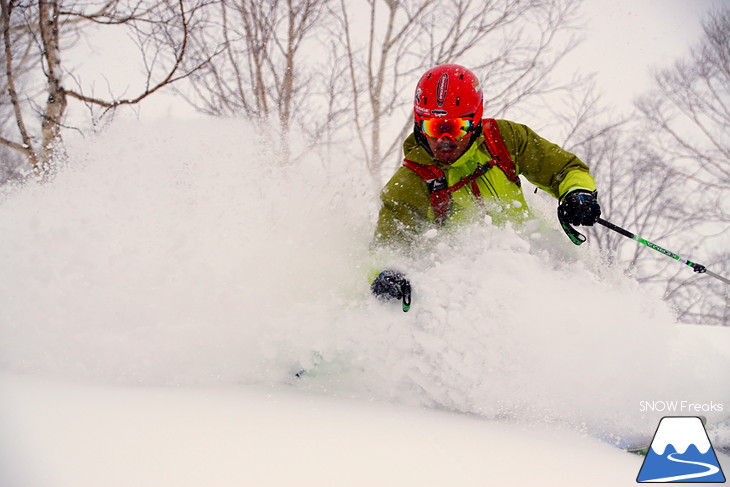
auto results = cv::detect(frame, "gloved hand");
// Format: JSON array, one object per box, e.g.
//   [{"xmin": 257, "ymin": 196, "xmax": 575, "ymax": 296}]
[
  {"xmin": 371, "ymin": 270, "xmax": 411, "ymax": 311},
  {"xmin": 558, "ymin": 190, "xmax": 601, "ymax": 226}
]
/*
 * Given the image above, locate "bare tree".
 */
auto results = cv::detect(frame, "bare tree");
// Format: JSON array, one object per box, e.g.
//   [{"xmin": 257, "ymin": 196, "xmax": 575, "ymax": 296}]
[
  {"xmin": 525, "ymin": 83, "xmax": 693, "ymax": 283},
  {"xmin": 0, "ymin": 0, "xmax": 34, "ymax": 184},
  {"xmin": 0, "ymin": 0, "xmax": 212, "ymax": 179},
  {"xmin": 177, "ymin": 0, "xmax": 588, "ymax": 177},
  {"xmin": 635, "ymin": 6, "xmax": 729, "ymax": 325},
  {"xmin": 180, "ymin": 0, "xmax": 327, "ymax": 164},
  {"xmin": 327, "ymin": 0, "xmax": 586, "ymax": 181},
  {"xmin": 636, "ymin": 7, "xmax": 730, "ymax": 197},
  {"xmin": 587, "ymin": 6, "xmax": 730, "ymax": 325}
]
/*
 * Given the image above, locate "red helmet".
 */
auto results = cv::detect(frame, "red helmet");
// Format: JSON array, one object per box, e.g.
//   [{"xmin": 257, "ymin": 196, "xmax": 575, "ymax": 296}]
[{"xmin": 413, "ymin": 64, "xmax": 483, "ymax": 136}]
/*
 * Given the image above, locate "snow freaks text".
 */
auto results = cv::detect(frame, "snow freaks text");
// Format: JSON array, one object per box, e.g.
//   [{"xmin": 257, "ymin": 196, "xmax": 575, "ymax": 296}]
[{"xmin": 639, "ymin": 401, "xmax": 724, "ymax": 413}]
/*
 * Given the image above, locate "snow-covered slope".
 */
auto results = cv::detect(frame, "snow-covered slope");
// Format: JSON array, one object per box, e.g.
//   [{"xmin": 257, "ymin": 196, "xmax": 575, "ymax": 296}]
[
  {"xmin": 0, "ymin": 119, "xmax": 728, "ymax": 486},
  {"xmin": 0, "ymin": 372, "xmax": 647, "ymax": 487}
]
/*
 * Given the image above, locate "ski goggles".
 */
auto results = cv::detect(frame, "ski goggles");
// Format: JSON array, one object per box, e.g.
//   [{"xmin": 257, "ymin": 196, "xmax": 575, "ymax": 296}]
[{"xmin": 419, "ymin": 117, "xmax": 475, "ymax": 140}]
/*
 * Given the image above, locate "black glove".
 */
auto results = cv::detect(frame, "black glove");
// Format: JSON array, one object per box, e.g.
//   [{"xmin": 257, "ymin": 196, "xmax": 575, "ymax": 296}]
[
  {"xmin": 558, "ymin": 190, "xmax": 601, "ymax": 226},
  {"xmin": 371, "ymin": 270, "xmax": 411, "ymax": 311}
]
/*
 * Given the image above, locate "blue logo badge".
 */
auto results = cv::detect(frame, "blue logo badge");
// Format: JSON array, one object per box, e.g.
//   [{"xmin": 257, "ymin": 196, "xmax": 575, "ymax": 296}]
[{"xmin": 637, "ymin": 416, "xmax": 726, "ymax": 483}]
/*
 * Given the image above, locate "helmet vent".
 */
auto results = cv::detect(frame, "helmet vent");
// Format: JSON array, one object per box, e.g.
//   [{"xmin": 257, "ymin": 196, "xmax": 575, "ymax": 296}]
[
  {"xmin": 459, "ymin": 74, "xmax": 464, "ymax": 80},
  {"xmin": 456, "ymin": 96, "xmax": 460, "ymax": 106},
  {"xmin": 423, "ymin": 97, "xmax": 428, "ymax": 105}
]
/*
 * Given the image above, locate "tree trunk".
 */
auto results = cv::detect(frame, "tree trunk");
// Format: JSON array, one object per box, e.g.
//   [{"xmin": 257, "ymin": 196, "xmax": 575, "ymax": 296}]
[{"xmin": 38, "ymin": 0, "xmax": 67, "ymax": 172}]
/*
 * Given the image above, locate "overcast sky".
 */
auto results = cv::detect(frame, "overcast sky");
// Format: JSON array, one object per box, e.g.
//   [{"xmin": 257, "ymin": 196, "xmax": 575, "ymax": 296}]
[{"xmin": 570, "ymin": 0, "xmax": 723, "ymax": 110}]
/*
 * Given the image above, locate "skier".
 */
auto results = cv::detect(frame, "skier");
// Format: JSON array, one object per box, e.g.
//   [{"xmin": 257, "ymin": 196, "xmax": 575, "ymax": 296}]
[{"xmin": 370, "ymin": 64, "xmax": 601, "ymax": 306}]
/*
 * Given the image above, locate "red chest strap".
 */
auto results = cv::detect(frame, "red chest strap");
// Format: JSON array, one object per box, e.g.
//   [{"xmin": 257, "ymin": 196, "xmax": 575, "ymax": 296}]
[
  {"xmin": 402, "ymin": 159, "xmax": 493, "ymax": 223},
  {"xmin": 402, "ymin": 160, "xmax": 450, "ymax": 223},
  {"xmin": 402, "ymin": 119, "xmax": 520, "ymax": 224},
  {"xmin": 482, "ymin": 118, "xmax": 519, "ymax": 185}
]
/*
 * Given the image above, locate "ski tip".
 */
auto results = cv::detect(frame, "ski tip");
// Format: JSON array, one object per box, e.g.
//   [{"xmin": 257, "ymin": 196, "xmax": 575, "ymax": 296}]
[{"xmin": 625, "ymin": 446, "xmax": 649, "ymax": 456}]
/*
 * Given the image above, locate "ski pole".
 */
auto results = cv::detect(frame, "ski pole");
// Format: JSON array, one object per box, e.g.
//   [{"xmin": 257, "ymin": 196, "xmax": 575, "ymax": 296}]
[
  {"xmin": 596, "ymin": 217, "xmax": 730, "ymax": 285},
  {"xmin": 401, "ymin": 280, "xmax": 411, "ymax": 312}
]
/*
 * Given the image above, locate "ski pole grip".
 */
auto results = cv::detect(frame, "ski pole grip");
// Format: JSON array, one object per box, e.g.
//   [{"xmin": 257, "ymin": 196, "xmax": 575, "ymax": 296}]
[
  {"xmin": 401, "ymin": 280, "xmax": 411, "ymax": 312},
  {"xmin": 596, "ymin": 218, "xmax": 634, "ymax": 239}
]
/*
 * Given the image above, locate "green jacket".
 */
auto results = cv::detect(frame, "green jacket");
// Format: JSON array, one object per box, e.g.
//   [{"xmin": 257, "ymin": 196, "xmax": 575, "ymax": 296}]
[{"xmin": 372, "ymin": 119, "xmax": 596, "ymax": 249}]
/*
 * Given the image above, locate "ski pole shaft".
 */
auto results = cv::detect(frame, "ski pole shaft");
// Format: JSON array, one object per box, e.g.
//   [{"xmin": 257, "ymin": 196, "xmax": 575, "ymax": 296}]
[
  {"xmin": 704, "ymin": 269, "xmax": 730, "ymax": 285},
  {"xmin": 596, "ymin": 218, "xmax": 730, "ymax": 285}
]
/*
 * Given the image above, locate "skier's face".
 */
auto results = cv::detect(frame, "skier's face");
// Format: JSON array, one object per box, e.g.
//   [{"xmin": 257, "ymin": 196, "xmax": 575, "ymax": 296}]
[{"xmin": 426, "ymin": 134, "xmax": 471, "ymax": 165}]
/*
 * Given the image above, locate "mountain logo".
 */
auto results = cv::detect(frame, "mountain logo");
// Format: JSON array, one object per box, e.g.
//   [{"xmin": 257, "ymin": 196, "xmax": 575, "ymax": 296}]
[{"xmin": 637, "ymin": 416, "xmax": 726, "ymax": 483}]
